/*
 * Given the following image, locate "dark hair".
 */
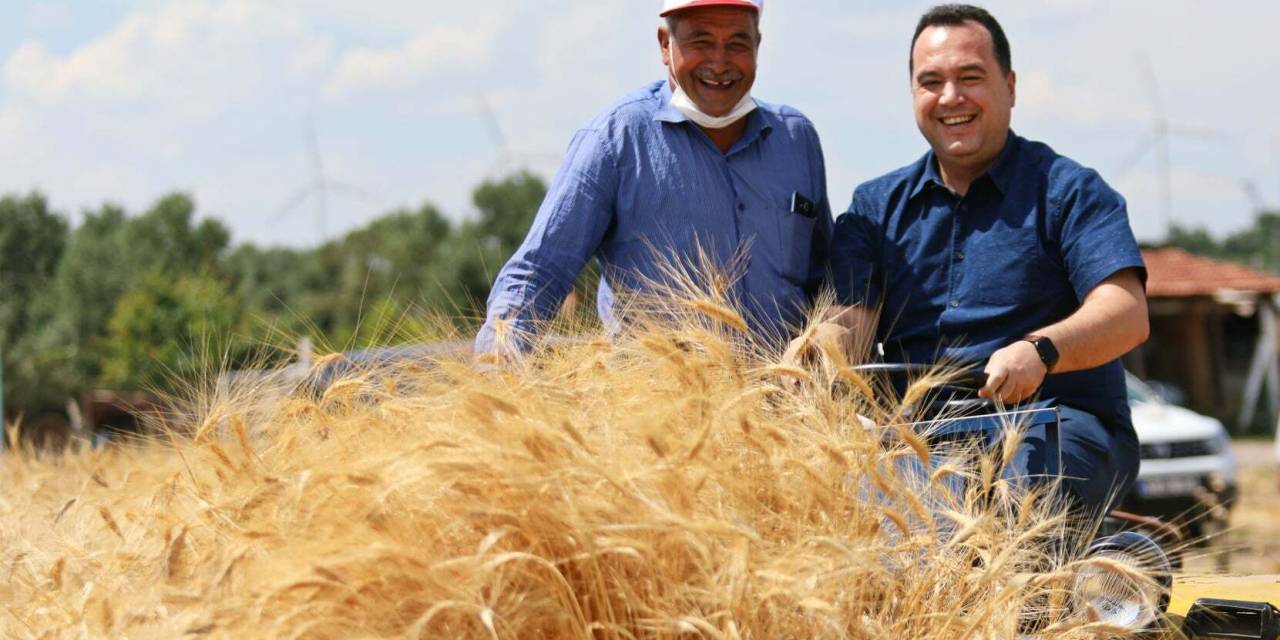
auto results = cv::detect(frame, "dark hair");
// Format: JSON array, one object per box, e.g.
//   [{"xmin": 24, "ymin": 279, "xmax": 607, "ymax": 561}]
[{"xmin": 910, "ymin": 4, "xmax": 1011, "ymax": 76}]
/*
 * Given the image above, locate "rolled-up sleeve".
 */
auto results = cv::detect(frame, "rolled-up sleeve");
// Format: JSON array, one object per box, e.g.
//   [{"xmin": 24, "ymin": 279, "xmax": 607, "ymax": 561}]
[
  {"xmin": 830, "ymin": 188, "xmax": 883, "ymax": 307},
  {"xmin": 475, "ymin": 128, "xmax": 618, "ymax": 354},
  {"xmin": 1053, "ymin": 169, "xmax": 1146, "ymax": 301}
]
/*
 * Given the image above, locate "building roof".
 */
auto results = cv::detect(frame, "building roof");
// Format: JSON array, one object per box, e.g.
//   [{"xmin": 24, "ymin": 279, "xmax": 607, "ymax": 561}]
[{"xmin": 1142, "ymin": 246, "xmax": 1280, "ymax": 298}]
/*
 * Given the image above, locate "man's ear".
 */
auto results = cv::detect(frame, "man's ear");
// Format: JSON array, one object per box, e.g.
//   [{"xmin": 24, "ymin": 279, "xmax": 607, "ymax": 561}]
[
  {"xmin": 659, "ymin": 25, "xmax": 672, "ymax": 67},
  {"xmin": 1007, "ymin": 70, "xmax": 1017, "ymax": 108}
]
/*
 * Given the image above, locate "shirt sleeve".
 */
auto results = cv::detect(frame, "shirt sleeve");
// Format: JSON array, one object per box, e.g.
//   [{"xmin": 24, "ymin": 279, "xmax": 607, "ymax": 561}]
[
  {"xmin": 830, "ymin": 187, "xmax": 883, "ymax": 307},
  {"xmin": 1054, "ymin": 168, "xmax": 1147, "ymax": 301},
  {"xmin": 475, "ymin": 128, "xmax": 618, "ymax": 354}
]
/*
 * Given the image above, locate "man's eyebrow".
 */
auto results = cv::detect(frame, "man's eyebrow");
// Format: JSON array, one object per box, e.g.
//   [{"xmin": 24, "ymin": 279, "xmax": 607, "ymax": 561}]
[
  {"xmin": 958, "ymin": 63, "xmax": 988, "ymax": 74},
  {"xmin": 914, "ymin": 69, "xmax": 941, "ymax": 83},
  {"xmin": 681, "ymin": 28, "xmax": 755, "ymax": 41}
]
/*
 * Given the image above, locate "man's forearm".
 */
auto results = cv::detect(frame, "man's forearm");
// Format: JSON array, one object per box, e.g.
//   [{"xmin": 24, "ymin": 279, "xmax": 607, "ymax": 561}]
[{"xmin": 1029, "ymin": 268, "xmax": 1148, "ymax": 373}]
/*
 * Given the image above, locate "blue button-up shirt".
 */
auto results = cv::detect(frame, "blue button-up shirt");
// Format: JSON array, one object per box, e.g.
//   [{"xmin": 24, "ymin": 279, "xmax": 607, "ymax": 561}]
[
  {"xmin": 476, "ymin": 81, "xmax": 833, "ymax": 352},
  {"xmin": 831, "ymin": 132, "xmax": 1145, "ymax": 427}
]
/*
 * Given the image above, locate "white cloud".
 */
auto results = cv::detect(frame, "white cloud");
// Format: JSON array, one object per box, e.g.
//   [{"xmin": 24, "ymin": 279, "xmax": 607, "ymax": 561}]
[
  {"xmin": 1015, "ymin": 70, "xmax": 1147, "ymax": 129},
  {"xmin": 3, "ymin": 0, "xmax": 330, "ymax": 116},
  {"xmin": 325, "ymin": 19, "xmax": 505, "ymax": 99},
  {"xmin": 0, "ymin": 0, "xmax": 1277, "ymax": 248}
]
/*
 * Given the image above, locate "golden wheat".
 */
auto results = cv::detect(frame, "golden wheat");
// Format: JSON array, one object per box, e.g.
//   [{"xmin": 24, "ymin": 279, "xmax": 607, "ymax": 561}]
[{"xmin": 0, "ymin": 269, "xmax": 1156, "ymax": 639}]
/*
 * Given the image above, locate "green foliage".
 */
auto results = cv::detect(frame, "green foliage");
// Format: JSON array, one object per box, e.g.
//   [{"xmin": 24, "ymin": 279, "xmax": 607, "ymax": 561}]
[
  {"xmin": 471, "ymin": 170, "xmax": 547, "ymax": 249},
  {"xmin": 13, "ymin": 194, "xmax": 232, "ymax": 407},
  {"xmin": 1167, "ymin": 211, "xmax": 1280, "ymax": 273},
  {"xmin": 98, "ymin": 271, "xmax": 249, "ymax": 391},
  {"xmin": 1, "ymin": 171, "xmax": 554, "ymax": 417},
  {"xmin": 445, "ymin": 171, "xmax": 551, "ymax": 317},
  {"xmin": 0, "ymin": 193, "xmax": 69, "ymax": 410}
]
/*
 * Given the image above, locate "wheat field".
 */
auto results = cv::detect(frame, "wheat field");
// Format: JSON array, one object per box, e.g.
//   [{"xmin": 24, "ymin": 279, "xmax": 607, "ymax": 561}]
[{"xmin": 0, "ymin": 280, "xmax": 1157, "ymax": 639}]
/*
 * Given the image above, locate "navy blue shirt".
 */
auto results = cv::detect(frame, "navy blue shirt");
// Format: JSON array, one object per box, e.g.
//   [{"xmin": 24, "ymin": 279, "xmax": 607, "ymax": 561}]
[
  {"xmin": 476, "ymin": 81, "xmax": 833, "ymax": 352},
  {"xmin": 831, "ymin": 132, "xmax": 1145, "ymax": 428}
]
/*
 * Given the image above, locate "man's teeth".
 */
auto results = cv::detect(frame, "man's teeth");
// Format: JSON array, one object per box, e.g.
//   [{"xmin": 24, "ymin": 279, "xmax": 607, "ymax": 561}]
[
  {"xmin": 942, "ymin": 115, "xmax": 975, "ymax": 125},
  {"xmin": 701, "ymin": 78, "xmax": 733, "ymax": 87}
]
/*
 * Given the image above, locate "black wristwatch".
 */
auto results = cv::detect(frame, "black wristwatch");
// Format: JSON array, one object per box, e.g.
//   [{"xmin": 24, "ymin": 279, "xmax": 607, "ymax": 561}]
[{"xmin": 1022, "ymin": 334, "xmax": 1059, "ymax": 372}]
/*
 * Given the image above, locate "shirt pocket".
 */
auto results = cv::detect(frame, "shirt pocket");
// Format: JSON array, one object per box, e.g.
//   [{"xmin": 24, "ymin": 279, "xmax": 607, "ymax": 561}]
[
  {"xmin": 776, "ymin": 207, "xmax": 817, "ymax": 284},
  {"xmin": 971, "ymin": 229, "xmax": 1051, "ymax": 306}
]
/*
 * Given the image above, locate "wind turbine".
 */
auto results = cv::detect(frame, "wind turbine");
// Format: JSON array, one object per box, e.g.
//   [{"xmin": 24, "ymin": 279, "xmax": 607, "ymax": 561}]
[
  {"xmin": 1112, "ymin": 55, "xmax": 1227, "ymax": 237},
  {"xmin": 473, "ymin": 92, "xmax": 561, "ymax": 178},
  {"xmin": 273, "ymin": 115, "xmax": 382, "ymax": 244}
]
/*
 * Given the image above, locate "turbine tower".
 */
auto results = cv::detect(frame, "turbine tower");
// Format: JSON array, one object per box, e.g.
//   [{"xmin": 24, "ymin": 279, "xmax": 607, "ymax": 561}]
[{"xmin": 274, "ymin": 115, "xmax": 382, "ymax": 244}]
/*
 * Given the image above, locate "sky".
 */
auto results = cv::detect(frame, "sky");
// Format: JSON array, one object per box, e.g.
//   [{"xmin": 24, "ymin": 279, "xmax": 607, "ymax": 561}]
[{"xmin": 0, "ymin": 0, "xmax": 1277, "ymax": 248}]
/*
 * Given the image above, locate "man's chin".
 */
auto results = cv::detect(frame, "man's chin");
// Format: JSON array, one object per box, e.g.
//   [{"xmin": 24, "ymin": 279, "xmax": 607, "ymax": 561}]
[
  {"xmin": 690, "ymin": 94, "xmax": 744, "ymax": 117},
  {"xmin": 938, "ymin": 139, "xmax": 979, "ymax": 157}
]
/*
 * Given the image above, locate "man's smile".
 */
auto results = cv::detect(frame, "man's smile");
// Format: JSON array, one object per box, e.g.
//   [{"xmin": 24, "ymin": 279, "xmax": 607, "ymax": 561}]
[
  {"xmin": 692, "ymin": 68, "xmax": 744, "ymax": 94},
  {"xmin": 940, "ymin": 114, "xmax": 977, "ymax": 126}
]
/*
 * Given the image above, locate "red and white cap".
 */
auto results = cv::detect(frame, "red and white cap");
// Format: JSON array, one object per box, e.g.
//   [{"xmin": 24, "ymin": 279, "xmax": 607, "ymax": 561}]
[{"xmin": 659, "ymin": 0, "xmax": 763, "ymax": 18}]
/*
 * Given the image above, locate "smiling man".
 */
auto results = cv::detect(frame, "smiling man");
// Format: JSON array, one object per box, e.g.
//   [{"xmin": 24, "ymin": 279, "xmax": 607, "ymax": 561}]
[
  {"xmin": 814, "ymin": 4, "xmax": 1150, "ymax": 518},
  {"xmin": 475, "ymin": 0, "xmax": 832, "ymax": 356}
]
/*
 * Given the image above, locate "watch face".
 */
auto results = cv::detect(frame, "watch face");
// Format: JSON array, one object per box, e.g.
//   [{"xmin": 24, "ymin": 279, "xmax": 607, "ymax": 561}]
[
  {"xmin": 1036, "ymin": 337, "xmax": 1058, "ymax": 367},
  {"xmin": 1026, "ymin": 335, "xmax": 1059, "ymax": 369}
]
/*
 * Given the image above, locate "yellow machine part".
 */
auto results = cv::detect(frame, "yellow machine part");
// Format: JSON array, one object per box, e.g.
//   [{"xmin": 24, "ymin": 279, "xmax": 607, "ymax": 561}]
[{"xmin": 1168, "ymin": 574, "xmax": 1280, "ymax": 616}]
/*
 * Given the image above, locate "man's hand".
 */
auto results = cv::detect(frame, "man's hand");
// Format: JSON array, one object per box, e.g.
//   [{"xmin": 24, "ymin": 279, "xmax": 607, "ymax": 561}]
[{"xmin": 979, "ymin": 339, "xmax": 1047, "ymax": 404}]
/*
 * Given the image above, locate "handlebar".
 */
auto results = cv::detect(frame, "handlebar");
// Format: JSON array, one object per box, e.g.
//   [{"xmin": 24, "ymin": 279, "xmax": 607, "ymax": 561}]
[{"xmin": 850, "ymin": 363, "xmax": 988, "ymax": 391}]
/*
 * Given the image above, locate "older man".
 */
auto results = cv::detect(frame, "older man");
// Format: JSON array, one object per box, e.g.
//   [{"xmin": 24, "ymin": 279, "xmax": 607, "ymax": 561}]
[
  {"xmin": 475, "ymin": 0, "xmax": 832, "ymax": 355},
  {"xmin": 816, "ymin": 4, "xmax": 1149, "ymax": 517}
]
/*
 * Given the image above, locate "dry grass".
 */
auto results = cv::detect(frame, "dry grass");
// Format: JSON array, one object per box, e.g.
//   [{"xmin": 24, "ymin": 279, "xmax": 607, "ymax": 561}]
[{"xmin": 0, "ymin": 274, "xmax": 1154, "ymax": 638}]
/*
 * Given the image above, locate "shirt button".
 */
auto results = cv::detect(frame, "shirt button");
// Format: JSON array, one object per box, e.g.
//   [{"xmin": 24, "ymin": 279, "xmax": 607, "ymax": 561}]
[
  {"xmin": 950, "ymin": 300, "xmax": 961, "ymax": 308},
  {"xmin": 737, "ymin": 202, "xmax": 745, "ymax": 212},
  {"xmin": 956, "ymin": 251, "xmax": 965, "ymax": 261}
]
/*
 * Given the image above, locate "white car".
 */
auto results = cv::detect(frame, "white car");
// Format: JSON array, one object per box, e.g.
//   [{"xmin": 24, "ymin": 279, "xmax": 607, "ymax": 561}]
[{"xmin": 1121, "ymin": 372, "xmax": 1238, "ymax": 539}]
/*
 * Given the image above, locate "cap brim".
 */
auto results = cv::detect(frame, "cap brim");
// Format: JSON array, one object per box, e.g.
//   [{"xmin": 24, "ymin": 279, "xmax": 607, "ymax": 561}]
[{"xmin": 660, "ymin": 0, "xmax": 760, "ymax": 17}]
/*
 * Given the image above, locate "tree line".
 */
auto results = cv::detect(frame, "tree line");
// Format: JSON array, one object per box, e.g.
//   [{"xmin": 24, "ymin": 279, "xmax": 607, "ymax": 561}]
[
  {"xmin": 0, "ymin": 171, "xmax": 548, "ymax": 419},
  {"xmin": 1166, "ymin": 212, "xmax": 1280, "ymax": 274},
  {"xmin": 3, "ymin": 168, "xmax": 1274, "ymax": 422}
]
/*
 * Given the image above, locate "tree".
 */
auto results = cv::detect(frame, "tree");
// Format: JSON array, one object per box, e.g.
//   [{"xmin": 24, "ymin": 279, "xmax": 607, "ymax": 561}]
[
  {"xmin": 471, "ymin": 170, "xmax": 547, "ymax": 249},
  {"xmin": 1167, "ymin": 211, "xmax": 1280, "ymax": 274},
  {"xmin": 21, "ymin": 194, "xmax": 232, "ymax": 405},
  {"xmin": 442, "ymin": 171, "xmax": 549, "ymax": 317},
  {"xmin": 0, "ymin": 193, "xmax": 69, "ymax": 411},
  {"xmin": 98, "ymin": 270, "xmax": 248, "ymax": 392}
]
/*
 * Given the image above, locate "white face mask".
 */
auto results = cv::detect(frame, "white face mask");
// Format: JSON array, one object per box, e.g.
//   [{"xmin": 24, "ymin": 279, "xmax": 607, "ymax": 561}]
[{"xmin": 670, "ymin": 79, "xmax": 757, "ymax": 129}]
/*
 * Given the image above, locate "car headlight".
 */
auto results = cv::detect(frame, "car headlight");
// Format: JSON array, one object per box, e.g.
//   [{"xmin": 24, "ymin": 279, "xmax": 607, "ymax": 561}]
[{"xmin": 1073, "ymin": 532, "xmax": 1173, "ymax": 631}]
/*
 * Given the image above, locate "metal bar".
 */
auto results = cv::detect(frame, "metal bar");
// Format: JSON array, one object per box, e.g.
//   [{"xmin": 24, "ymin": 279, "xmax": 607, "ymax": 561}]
[{"xmin": 1240, "ymin": 299, "xmax": 1277, "ymax": 429}]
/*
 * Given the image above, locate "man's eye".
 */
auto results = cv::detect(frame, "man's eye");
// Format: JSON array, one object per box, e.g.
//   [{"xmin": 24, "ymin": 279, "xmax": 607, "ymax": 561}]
[{"xmin": 962, "ymin": 75, "xmax": 983, "ymax": 83}]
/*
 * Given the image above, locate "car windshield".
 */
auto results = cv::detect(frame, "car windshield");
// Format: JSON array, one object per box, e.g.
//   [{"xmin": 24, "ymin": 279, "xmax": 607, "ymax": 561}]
[{"xmin": 1125, "ymin": 373, "xmax": 1160, "ymax": 405}]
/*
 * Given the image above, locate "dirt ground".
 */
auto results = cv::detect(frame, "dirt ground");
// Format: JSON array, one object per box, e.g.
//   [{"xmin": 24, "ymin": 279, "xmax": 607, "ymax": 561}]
[{"xmin": 1183, "ymin": 440, "xmax": 1280, "ymax": 573}]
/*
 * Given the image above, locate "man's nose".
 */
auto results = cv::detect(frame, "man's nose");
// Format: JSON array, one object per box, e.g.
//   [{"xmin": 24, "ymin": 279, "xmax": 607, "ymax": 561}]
[
  {"xmin": 939, "ymin": 81, "xmax": 963, "ymax": 106},
  {"xmin": 706, "ymin": 44, "xmax": 730, "ymax": 69}
]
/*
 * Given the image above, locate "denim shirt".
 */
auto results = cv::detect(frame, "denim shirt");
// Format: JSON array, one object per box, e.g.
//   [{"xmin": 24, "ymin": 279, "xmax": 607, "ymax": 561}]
[
  {"xmin": 831, "ymin": 132, "xmax": 1145, "ymax": 427},
  {"xmin": 476, "ymin": 81, "xmax": 833, "ymax": 352}
]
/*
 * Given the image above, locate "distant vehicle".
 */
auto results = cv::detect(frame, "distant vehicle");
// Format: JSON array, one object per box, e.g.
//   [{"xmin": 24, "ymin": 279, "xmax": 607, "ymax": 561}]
[{"xmin": 1120, "ymin": 372, "xmax": 1238, "ymax": 540}]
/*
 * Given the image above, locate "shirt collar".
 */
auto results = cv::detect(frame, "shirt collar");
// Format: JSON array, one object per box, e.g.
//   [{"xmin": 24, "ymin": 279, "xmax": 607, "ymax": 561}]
[
  {"xmin": 984, "ymin": 131, "xmax": 1021, "ymax": 194},
  {"xmin": 909, "ymin": 130, "xmax": 1022, "ymax": 200},
  {"xmin": 652, "ymin": 80, "xmax": 686, "ymax": 123},
  {"xmin": 652, "ymin": 80, "xmax": 773, "ymax": 151}
]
